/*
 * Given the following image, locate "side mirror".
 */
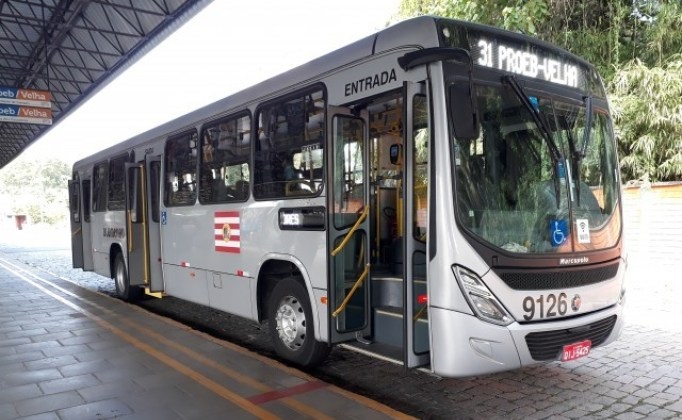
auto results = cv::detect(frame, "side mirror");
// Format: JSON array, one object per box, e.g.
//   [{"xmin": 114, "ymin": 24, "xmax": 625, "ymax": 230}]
[{"xmin": 449, "ymin": 81, "xmax": 480, "ymax": 141}]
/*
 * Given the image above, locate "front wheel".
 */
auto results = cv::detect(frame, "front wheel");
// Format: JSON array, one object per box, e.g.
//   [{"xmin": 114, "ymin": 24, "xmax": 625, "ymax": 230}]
[{"xmin": 267, "ymin": 277, "xmax": 330, "ymax": 367}]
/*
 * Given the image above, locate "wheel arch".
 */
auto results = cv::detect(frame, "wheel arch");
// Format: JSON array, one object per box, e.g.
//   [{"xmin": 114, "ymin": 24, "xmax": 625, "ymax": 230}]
[
  {"xmin": 109, "ymin": 242, "xmax": 125, "ymax": 278},
  {"xmin": 256, "ymin": 253, "xmax": 322, "ymax": 342}
]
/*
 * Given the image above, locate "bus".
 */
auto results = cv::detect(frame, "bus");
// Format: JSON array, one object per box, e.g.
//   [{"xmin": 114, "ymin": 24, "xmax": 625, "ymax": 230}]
[{"xmin": 68, "ymin": 16, "xmax": 626, "ymax": 377}]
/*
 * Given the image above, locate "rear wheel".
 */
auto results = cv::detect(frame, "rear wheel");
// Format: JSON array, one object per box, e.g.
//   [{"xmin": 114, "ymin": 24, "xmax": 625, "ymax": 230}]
[
  {"xmin": 267, "ymin": 276, "xmax": 330, "ymax": 367},
  {"xmin": 114, "ymin": 253, "xmax": 141, "ymax": 301}
]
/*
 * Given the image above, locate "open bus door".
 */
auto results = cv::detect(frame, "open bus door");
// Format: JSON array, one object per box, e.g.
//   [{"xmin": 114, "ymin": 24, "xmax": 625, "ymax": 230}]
[
  {"xmin": 327, "ymin": 85, "xmax": 430, "ymax": 369},
  {"xmin": 145, "ymin": 155, "xmax": 164, "ymax": 293},
  {"xmin": 124, "ymin": 162, "xmax": 149, "ymax": 287},
  {"xmin": 403, "ymin": 81, "xmax": 430, "ymax": 368},
  {"xmin": 327, "ymin": 107, "xmax": 372, "ymax": 344},
  {"xmin": 68, "ymin": 178, "xmax": 84, "ymax": 269},
  {"xmin": 81, "ymin": 178, "xmax": 94, "ymax": 271}
]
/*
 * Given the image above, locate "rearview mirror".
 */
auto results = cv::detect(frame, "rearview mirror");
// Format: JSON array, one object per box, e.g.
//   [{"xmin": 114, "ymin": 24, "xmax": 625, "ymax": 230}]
[{"xmin": 449, "ymin": 81, "xmax": 479, "ymax": 141}]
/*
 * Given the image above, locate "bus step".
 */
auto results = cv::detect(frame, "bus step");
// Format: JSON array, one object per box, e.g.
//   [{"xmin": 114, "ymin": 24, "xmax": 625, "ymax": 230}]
[
  {"xmin": 374, "ymin": 306, "xmax": 403, "ymax": 348},
  {"xmin": 340, "ymin": 341, "xmax": 403, "ymax": 366},
  {"xmin": 374, "ymin": 306, "xmax": 430, "ymax": 349}
]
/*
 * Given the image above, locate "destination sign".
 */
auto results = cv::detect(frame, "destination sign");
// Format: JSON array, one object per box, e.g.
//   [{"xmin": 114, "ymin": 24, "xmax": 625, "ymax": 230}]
[
  {"xmin": 473, "ymin": 38, "xmax": 580, "ymax": 88},
  {"xmin": 0, "ymin": 86, "xmax": 52, "ymax": 108},
  {"xmin": 0, "ymin": 104, "xmax": 52, "ymax": 125}
]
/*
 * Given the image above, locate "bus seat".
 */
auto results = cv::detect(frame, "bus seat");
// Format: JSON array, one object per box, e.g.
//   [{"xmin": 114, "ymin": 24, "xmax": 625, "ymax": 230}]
[{"xmin": 235, "ymin": 180, "xmax": 249, "ymax": 199}]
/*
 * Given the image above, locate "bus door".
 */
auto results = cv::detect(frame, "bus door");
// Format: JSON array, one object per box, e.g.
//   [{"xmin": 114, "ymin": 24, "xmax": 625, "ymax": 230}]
[
  {"xmin": 403, "ymin": 81, "xmax": 430, "ymax": 367},
  {"xmin": 68, "ymin": 177, "xmax": 84, "ymax": 269},
  {"xmin": 145, "ymin": 155, "xmax": 164, "ymax": 293},
  {"xmin": 363, "ymin": 87, "xmax": 429, "ymax": 367},
  {"xmin": 124, "ymin": 162, "xmax": 149, "ymax": 287},
  {"xmin": 328, "ymin": 107, "xmax": 372, "ymax": 343},
  {"xmin": 81, "ymin": 178, "xmax": 94, "ymax": 271}
]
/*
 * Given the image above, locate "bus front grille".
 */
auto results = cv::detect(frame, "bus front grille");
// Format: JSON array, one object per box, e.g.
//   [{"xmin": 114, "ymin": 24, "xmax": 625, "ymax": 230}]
[
  {"xmin": 495, "ymin": 261, "xmax": 619, "ymax": 290},
  {"xmin": 525, "ymin": 315, "xmax": 617, "ymax": 361}
]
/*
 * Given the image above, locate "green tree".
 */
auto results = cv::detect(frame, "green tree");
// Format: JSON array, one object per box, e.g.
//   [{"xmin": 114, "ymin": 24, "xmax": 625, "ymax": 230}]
[
  {"xmin": 609, "ymin": 57, "xmax": 682, "ymax": 182},
  {"xmin": 0, "ymin": 157, "xmax": 71, "ymax": 225},
  {"xmin": 396, "ymin": 0, "xmax": 682, "ymax": 182}
]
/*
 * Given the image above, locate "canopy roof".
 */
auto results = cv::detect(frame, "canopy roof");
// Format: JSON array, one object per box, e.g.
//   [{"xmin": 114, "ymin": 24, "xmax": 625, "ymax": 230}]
[{"xmin": 0, "ymin": 0, "xmax": 212, "ymax": 168}]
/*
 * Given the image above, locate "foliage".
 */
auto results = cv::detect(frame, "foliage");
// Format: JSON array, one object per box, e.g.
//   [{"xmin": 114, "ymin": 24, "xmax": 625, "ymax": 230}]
[
  {"xmin": 0, "ymin": 158, "xmax": 71, "ymax": 225},
  {"xmin": 609, "ymin": 56, "xmax": 682, "ymax": 182},
  {"xmin": 396, "ymin": 0, "xmax": 682, "ymax": 182}
]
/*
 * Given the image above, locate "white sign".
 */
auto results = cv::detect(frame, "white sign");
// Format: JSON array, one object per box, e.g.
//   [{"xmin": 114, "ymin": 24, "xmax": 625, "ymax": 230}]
[{"xmin": 575, "ymin": 218, "xmax": 591, "ymax": 244}]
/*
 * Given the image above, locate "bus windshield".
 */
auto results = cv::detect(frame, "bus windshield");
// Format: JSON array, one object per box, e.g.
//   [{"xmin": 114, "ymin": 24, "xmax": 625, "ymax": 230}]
[{"xmin": 454, "ymin": 83, "xmax": 621, "ymax": 254}]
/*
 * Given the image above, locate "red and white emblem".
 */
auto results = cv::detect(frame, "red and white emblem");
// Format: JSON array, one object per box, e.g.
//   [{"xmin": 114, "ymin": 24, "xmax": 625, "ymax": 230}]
[{"xmin": 214, "ymin": 211, "xmax": 240, "ymax": 253}]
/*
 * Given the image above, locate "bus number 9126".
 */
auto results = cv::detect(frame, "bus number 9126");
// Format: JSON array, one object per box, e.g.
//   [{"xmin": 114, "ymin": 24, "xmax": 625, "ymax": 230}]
[{"xmin": 522, "ymin": 293, "xmax": 569, "ymax": 321}]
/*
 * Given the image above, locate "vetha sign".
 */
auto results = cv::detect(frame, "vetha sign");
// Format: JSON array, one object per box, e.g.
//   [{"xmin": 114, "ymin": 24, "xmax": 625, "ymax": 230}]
[{"xmin": 0, "ymin": 86, "xmax": 52, "ymax": 125}]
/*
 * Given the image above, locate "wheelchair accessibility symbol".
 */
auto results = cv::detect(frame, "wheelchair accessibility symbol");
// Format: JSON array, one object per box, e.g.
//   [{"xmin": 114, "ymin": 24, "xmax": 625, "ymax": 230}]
[{"xmin": 550, "ymin": 219, "xmax": 568, "ymax": 247}]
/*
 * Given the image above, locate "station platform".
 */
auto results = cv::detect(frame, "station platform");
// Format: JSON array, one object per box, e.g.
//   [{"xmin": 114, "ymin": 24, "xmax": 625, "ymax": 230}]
[{"xmin": 0, "ymin": 257, "xmax": 412, "ymax": 420}]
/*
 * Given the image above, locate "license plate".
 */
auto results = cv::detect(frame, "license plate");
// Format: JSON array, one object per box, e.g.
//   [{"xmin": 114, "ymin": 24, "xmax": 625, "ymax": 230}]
[{"xmin": 561, "ymin": 339, "xmax": 591, "ymax": 362}]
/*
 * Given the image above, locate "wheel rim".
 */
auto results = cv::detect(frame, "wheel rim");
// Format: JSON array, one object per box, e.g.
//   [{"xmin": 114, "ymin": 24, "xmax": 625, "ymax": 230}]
[
  {"xmin": 115, "ymin": 259, "xmax": 126, "ymax": 294},
  {"xmin": 275, "ymin": 295, "xmax": 306, "ymax": 351}
]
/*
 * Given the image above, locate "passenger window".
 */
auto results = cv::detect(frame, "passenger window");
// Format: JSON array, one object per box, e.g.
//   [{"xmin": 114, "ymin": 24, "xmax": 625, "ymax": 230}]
[
  {"xmin": 164, "ymin": 131, "xmax": 198, "ymax": 207},
  {"xmin": 199, "ymin": 114, "xmax": 251, "ymax": 203},
  {"xmin": 92, "ymin": 162, "xmax": 108, "ymax": 212},
  {"xmin": 108, "ymin": 153, "xmax": 129, "ymax": 210},
  {"xmin": 412, "ymin": 94, "xmax": 428, "ymax": 242},
  {"xmin": 254, "ymin": 88, "xmax": 325, "ymax": 199},
  {"xmin": 149, "ymin": 161, "xmax": 161, "ymax": 223},
  {"xmin": 82, "ymin": 180, "xmax": 91, "ymax": 222}
]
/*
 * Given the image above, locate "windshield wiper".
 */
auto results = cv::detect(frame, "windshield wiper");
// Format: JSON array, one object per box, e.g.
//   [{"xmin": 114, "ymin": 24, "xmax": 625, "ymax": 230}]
[
  {"xmin": 580, "ymin": 96, "xmax": 593, "ymax": 158},
  {"xmin": 564, "ymin": 127, "xmax": 581, "ymax": 207},
  {"xmin": 569, "ymin": 96, "xmax": 593, "ymax": 208},
  {"xmin": 502, "ymin": 76, "xmax": 564, "ymax": 207}
]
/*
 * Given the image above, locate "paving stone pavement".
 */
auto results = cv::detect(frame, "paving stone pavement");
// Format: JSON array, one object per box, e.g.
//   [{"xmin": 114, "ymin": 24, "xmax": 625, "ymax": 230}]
[{"xmin": 1, "ymin": 227, "xmax": 681, "ymax": 419}]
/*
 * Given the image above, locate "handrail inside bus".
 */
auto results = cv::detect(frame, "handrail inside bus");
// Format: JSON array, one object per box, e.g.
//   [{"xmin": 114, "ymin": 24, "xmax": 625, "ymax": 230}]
[
  {"xmin": 332, "ymin": 263, "xmax": 370, "ymax": 318},
  {"xmin": 330, "ymin": 206, "xmax": 369, "ymax": 257}
]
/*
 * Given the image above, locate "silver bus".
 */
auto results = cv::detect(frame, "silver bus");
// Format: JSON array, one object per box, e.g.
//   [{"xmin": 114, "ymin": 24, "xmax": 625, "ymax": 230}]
[{"xmin": 68, "ymin": 16, "xmax": 626, "ymax": 377}]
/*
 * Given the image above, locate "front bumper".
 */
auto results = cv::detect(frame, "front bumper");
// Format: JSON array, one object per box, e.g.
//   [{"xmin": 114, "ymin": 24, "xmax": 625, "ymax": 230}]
[{"xmin": 429, "ymin": 301, "xmax": 624, "ymax": 378}]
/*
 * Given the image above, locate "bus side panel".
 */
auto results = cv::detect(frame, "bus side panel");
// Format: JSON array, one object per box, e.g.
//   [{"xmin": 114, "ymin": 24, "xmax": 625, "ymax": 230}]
[
  {"xmin": 207, "ymin": 271, "xmax": 253, "ymax": 319},
  {"xmin": 160, "ymin": 206, "xmax": 210, "ymax": 306},
  {"xmin": 90, "ymin": 210, "xmax": 126, "ymax": 278},
  {"xmin": 164, "ymin": 201, "xmax": 328, "ymax": 327},
  {"xmin": 163, "ymin": 265, "xmax": 210, "ymax": 306},
  {"xmin": 241, "ymin": 201, "xmax": 329, "ymax": 340}
]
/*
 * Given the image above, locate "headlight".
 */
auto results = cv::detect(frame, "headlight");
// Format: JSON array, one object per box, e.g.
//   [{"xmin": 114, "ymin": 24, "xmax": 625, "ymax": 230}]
[{"xmin": 453, "ymin": 265, "xmax": 513, "ymax": 326}]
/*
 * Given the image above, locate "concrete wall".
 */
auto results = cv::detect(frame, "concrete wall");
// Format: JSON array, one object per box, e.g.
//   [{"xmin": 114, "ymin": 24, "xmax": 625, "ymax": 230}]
[{"xmin": 622, "ymin": 182, "xmax": 682, "ymax": 267}]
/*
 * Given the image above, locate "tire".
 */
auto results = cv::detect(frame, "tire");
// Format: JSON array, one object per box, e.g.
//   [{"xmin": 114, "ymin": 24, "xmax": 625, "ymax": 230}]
[
  {"xmin": 267, "ymin": 276, "xmax": 330, "ymax": 367},
  {"xmin": 113, "ymin": 253, "xmax": 141, "ymax": 302}
]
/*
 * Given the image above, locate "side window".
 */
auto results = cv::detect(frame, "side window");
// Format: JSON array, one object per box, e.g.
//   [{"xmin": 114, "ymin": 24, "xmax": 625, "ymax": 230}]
[
  {"xmin": 82, "ymin": 180, "xmax": 91, "ymax": 222},
  {"xmin": 332, "ymin": 116, "xmax": 365, "ymax": 229},
  {"xmin": 199, "ymin": 114, "xmax": 251, "ymax": 203},
  {"xmin": 254, "ymin": 88, "xmax": 325, "ymax": 199},
  {"xmin": 92, "ymin": 162, "xmax": 108, "ymax": 212},
  {"xmin": 164, "ymin": 131, "xmax": 198, "ymax": 206},
  {"xmin": 150, "ymin": 161, "xmax": 161, "ymax": 223},
  {"xmin": 412, "ymin": 94, "xmax": 429, "ymax": 242},
  {"xmin": 108, "ymin": 153, "xmax": 129, "ymax": 210}
]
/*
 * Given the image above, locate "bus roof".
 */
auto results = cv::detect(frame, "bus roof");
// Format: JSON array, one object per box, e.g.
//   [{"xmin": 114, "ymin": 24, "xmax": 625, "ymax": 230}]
[{"xmin": 73, "ymin": 16, "xmax": 599, "ymax": 169}]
